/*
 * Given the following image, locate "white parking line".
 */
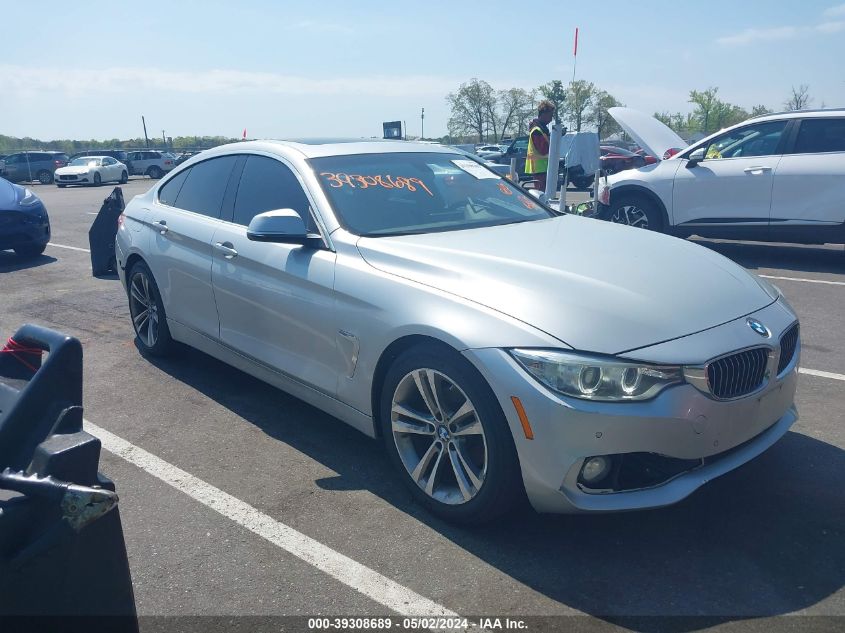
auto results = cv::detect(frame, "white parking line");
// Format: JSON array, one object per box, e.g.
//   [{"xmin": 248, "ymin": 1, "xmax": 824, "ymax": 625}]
[
  {"xmin": 760, "ymin": 274, "xmax": 845, "ymax": 287},
  {"xmin": 82, "ymin": 419, "xmax": 464, "ymax": 621},
  {"xmin": 799, "ymin": 368, "xmax": 845, "ymax": 381},
  {"xmin": 48, "ymin": 242, "xmax": 90, "ymax": 253}
]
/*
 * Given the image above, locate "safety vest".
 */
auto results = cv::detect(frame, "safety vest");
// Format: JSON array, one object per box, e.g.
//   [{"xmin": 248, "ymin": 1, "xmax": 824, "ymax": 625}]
[{"xmin": 525, "ymin": 125, "xmax": 550, "ymax": 175}]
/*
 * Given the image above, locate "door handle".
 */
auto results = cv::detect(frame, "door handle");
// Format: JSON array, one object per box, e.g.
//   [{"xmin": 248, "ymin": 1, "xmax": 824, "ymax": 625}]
[
  {"xmin": 744, "ymin": 166, "xmax": 772, "ymax": 174},
  {"xmin": 214, "ymin": 241, "xmax": 238, "ymax": 259},
  {"xmin": 154, "ymin": 220, "xmax": 168, "ymax": 235}
]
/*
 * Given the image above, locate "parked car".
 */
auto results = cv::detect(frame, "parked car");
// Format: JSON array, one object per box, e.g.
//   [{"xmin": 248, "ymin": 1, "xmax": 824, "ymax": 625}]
[
  {"xmin": 70, "ymin": 149, "xmax": 132, "ymax": 174},
  {"xmin": 597, "ymin": 107, "xmax": 845, "ymax": 243},
  {"xmin": 0, "ymin": 177, "xmax": 50, "ymax": 257},
  {"xmin": 125, "ymin": 150, "xmax": 175, "ymax": 178},
  {"xmin": 55, "ymin": 156, "xmax": 128, "ymax": 187},
  {"xmin": 497, "ymin": 135, "xmax": 595, "ymax": 188},
  {"xmin": 0, "ymin": 151, "xmax": 68, "ymax": 184},
  {"xmin": 116, "ymin": 140, "xmax": 799, "ymax": 524},
  {"xmin": 174, "ymin": 151, "xmax": 199, "ymax": 166},
  {"xmin": 569, "ymin": 146, "xmax": 649, "ymax": 190}
]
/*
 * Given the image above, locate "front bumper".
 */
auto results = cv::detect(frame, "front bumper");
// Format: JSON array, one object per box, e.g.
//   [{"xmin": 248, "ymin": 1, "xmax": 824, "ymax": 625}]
[
  {"xmin": 0, "ymin": 207, "xmax": 51, "ymax": 250},
  {"xmin": 463, "ymin": 299, "xmax": 799, "ymax": 514},
  {"xmin": 57, "ymin": 173, "xmax": 93, "ymax": 184}
]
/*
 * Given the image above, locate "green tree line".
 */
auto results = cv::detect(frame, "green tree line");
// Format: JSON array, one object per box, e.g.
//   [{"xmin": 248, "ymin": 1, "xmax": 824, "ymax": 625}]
[
  {"xmin": 443, "ymin": 78, "xmax": 623, "ymax": 144},
  {"xmin": 0, "ymin": 135, "xmax": 240, "ymax": 154},
  {"xmin": 446, "ymin": 80, "xmax": 818, "ymax": 144}
]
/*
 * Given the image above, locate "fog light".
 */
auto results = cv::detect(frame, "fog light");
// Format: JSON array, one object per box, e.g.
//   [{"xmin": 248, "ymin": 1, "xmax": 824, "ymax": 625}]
[{"xmin": 580, "ymin": 456, "xmax": 611, "ymax": 483}]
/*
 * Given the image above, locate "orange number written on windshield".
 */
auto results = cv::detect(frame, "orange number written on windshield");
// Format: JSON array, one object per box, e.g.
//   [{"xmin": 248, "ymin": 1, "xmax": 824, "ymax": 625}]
[{"xmin": 320, "ymin": 173, "xmax": 434, "ymax": 197}]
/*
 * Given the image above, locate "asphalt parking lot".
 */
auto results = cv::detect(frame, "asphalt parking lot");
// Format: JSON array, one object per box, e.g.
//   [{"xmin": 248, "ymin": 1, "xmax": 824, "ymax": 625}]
[{"xmin": 1, "ymin": 178, "xmax": 843, "ymax": 632}]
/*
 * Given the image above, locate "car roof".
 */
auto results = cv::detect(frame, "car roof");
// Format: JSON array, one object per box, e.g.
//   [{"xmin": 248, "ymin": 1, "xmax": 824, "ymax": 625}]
[
  {"xmin": 195, "ymin": 139, "xmax": 461, "ymax": 160},
  {"xmin": 749, "ymin": 108, "xmax": 845, "ymax": 122}
]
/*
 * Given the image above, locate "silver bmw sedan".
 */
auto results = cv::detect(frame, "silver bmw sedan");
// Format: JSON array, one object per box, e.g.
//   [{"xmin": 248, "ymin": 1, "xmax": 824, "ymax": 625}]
[{"xmin": 115, "ymin": 140, "xmax": 800, "ymax": 524}]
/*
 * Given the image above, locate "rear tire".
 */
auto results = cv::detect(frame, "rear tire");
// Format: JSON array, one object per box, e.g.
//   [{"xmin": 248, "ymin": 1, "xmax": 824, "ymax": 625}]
[
  {"xmin": 57, "ymin": 184, "xmax": 66, "ymax": 188},
  {"xmin": 609, "ymin": 193, "xmax": 664, "ymax": 231},
  {"xmin": 37, "ymin": 170, "xmax": 53, "ymax": 185},
  {"xmin": 147, "ymin": 166, "xmax": 163, "ymax": 179},
  {"xmin": 127, "ymin": 261, "xmax": 174, "ymax": 356},
  {"xmin": 380, "ymin": 343, "xmax": 522, "ymax": 524}
]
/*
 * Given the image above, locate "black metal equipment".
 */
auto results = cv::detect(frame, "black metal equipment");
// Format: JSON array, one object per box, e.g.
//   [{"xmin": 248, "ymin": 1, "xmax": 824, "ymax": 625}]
[
  {"xmin": 0, "ymin": 324, "xmax": 137, "ymax": 631},
  {"xmin": 88, "ymin": 187, "xmax": 125, "ymax": 277}
]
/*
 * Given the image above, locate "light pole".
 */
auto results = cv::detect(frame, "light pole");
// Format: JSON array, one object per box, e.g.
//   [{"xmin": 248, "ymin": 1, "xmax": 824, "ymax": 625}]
[{"xmin": 421, "ymin": 107, "xmax": 424, "ymax": 140}]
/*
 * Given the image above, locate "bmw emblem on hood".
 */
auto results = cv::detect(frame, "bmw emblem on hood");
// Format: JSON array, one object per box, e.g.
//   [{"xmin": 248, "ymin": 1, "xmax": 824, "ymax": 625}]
[{"xmin": 747, "ymin": 318, "xmax": 770, "ymax": 337}]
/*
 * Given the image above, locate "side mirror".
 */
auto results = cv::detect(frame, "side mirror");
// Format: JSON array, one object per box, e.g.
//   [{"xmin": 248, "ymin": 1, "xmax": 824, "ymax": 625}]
[
  {"xmin": 686, "ymin": 147, "xmax": 706, "ymax": 167},
  {"xmin": 246, "ymin": 209, "xmax": 322, "ymax": 247}
]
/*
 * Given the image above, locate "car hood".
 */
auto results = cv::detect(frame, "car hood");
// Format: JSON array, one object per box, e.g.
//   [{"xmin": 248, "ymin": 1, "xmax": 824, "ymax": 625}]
[
  {"xmin": 57, "ymin": 166, "xmax": 94, "ymax": 175},
  {"xmin": 608, "ymin": 107, "xmax": 688, "ymax": 160},
  {"xmin": 356, "ymin": 217, "xmax": 776, "ymax": 355},
  {"xmin": 0, "ymin": 177, "xmax": 21, "ymax": 208}
]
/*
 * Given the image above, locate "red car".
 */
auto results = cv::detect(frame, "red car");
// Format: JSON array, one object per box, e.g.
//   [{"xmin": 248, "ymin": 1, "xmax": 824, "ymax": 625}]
[{"xmin": 600, "ymin": 145, "xmax": 648, "ymax": 173}]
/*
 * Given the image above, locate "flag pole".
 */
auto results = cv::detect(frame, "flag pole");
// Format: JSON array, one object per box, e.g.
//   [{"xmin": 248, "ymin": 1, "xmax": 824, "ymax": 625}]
[{"xmin": 571, "ymin": 27, "xmax": 578, "ymax": 85}]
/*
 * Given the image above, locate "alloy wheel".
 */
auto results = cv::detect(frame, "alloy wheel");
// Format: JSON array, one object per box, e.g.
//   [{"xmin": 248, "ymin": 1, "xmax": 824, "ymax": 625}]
[
  {"xmin": 611, "ymin": 204, "xmax": 649, "ymax": 229},
  {"xmin": 391, "ymin": 369, "xmax": 487, "ymax": 505},
  {"xmin": 129, "ymin": 271, "xmax": 159, "ymax": 348}
]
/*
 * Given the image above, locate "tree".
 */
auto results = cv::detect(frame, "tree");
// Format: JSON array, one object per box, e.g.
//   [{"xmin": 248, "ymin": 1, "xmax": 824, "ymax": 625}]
[
  {"xmin": 538, "ymin": 80, "xmax": 567, "ymax": 124},
  {"xmin": 588, "ymin": 90, "xmax": 623, "ymax": 139},
  {"xmin": 689, "ymin": 87, "xmax": 721, "ymax": 135},
  {"xmin": 751, "ymin": 104, "xmax": 773, "ymax": 117},
  {"xmin": 712, "ymin": 101, "xmax": 749, "ymax": 130},
  {"xmin": 784, "ymin": 85, "xmax": 812, "ymax": 111},
  {"xmin": 446, "ymin": 78, "xmax": 497, "ymax": 142},
  {"xmin": 562, "ymin": 80, "xmax": 595, "ymax": 132},
  {"xmin": 496, "ymin": 88, "xmax": 535, "ymax": 140}
]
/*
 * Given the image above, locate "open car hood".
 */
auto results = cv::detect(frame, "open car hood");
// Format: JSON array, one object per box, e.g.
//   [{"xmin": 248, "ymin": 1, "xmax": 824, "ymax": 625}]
[{"xmin": 608, "ymin": 107, "xmax": 688, "ymax": 160}]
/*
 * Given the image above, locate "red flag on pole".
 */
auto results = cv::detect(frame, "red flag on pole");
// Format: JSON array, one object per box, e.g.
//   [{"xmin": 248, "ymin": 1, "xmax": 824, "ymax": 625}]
[
  {"xmin": 574, "ymin": 27, "xmax": 579, "ymax": 57},
  {"xmin": 242, "ymin": 128, "xmax": 247, "ymax": 140}
]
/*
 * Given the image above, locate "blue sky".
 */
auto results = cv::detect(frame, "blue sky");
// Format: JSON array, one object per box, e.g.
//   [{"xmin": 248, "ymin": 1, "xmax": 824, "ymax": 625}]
[{"xmin": 2, "ymin": 0, "xmax": 844, "ymax": 141}]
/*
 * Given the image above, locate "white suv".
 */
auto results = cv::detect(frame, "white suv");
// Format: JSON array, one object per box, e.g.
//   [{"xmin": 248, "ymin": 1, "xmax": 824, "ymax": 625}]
[
  {"xmin": 125, "ymin": 150, "xmax": 176, "ymax": 179},
  {"xmin": 597, "ymin": 108, "xmax": 845, "ymax": 245}
]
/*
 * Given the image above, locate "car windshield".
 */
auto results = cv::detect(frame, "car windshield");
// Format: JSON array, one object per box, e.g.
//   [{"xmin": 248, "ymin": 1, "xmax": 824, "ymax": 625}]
[
  {"xmin": 70, "ymin": 157, "xmax": 100, "ymax": 166},
  {"xmin": 311, "ymin": 152, "xmax": 557, "ymax": 237}
]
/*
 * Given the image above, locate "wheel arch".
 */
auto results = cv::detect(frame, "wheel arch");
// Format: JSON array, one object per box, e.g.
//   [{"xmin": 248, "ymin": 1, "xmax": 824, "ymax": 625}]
[
  {"xmin": 123, "ymin": 253, "xmax": 149, "ymax": 294},
  {"xmin": 370, "ymin": 334, "xmax": 463, "ymax": 438},
  {"xmin": 610, "ymin": 184, "xmax": 671, "ymax": 230}
]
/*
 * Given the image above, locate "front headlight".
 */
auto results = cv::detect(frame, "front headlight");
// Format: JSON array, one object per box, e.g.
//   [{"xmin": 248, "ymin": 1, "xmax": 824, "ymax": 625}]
[
  {"xmin": 19, "ymin": 187, "xmax": 39, "ymax": 206},
  {"xmin": 509, "ymin": 349, "xmax": 684, "ymax": 401}
]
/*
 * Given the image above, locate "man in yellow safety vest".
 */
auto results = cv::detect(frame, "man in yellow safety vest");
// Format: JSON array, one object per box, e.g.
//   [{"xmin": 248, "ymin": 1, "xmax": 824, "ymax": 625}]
[{"xmin": 525, "ymin": 100, "xmax": 556, "ymax": 191}]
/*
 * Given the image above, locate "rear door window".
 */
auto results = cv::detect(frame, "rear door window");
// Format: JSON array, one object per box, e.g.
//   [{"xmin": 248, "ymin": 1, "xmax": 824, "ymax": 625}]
[
  {"xmin": 172, "ymin": 156, "xmax": 239, "ymax": 218},
  {"xmin": 232, "ymin": 156, "xmax": 312, "ymax": 228},
  {"xmin": 793, "ymin": 118, "xmax": 845, "ymax": 154}
]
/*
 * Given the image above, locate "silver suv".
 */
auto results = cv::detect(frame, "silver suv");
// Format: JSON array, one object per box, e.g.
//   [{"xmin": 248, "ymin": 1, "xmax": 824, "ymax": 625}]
[{"xmin": 125, "ymin": 150, "xmax": 175, "ymax": 179}]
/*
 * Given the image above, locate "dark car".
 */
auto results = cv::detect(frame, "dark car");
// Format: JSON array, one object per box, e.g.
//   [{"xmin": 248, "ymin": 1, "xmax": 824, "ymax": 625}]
[
  {"xmin": 70, "ymin": 149, "xmax": 132, "ymax": 174},
  {"xmin": 0, "ymin": 177, "xmax": 50, "ymax": 257},
  {"xmin": 496, "ymin": 136, "xmax": 593, "ymax": 189},
  {"xmin": 0, "ymin": 151, "xmax": 69, "ymax": 185}
]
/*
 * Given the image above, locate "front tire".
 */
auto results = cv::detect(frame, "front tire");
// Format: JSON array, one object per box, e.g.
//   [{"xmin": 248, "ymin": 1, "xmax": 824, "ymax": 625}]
[
  {"xmin": 380, "ymin": 344, "xmax": 522, "ymax": 524},
  {"xmin": 572, "ymin": 176, "xmax": 594, "ymax": 190},
  {"xmin": 609, "ymin": 193, "xmax": 663, "ymax": 231},
  {"xmin": 120, "ymin": 170, "xmax": 128, "ymax": 184},
  {"xmin": 127, "ymin": 261, "xmax": 174, "ymax": 356},
  {"xmin": 93, "ymin": 172, "xmax": 102, "ymax": 186},
  {"xmin": 14, "ymin": 242, "xmax": 47, "ymax": 258}
]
